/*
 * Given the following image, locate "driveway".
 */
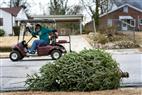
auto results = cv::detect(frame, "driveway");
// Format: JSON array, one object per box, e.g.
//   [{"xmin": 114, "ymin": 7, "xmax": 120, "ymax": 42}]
[{"xmin": 58, "ymin": 35, "xmax": 92, "ymax": 52}]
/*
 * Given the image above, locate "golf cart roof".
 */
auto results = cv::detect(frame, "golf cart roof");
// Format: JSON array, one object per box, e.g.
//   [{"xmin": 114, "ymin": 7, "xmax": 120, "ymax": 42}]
[{"xmin": 17, "ymin": 19, "xmax": 56, "ymax": 23}]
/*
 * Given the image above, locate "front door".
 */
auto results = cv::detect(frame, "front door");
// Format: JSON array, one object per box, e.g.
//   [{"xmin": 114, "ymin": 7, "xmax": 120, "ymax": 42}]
[{"xmin": 122, "ymin": 23, "xmax": 128, "ymax": 31}]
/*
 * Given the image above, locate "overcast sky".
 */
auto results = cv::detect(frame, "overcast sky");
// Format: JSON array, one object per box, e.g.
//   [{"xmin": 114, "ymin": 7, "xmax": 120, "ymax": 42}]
[
  {"xmin": 0, "ymin": 0, "xmax": 91, "ymax": 22},
  {"xmin": 28, "ymin": 0, "xmax": 80, "ymax": 15},
  {"xmin": 0, "ymin": 0, "xmax": 80, "ymax": 14}
]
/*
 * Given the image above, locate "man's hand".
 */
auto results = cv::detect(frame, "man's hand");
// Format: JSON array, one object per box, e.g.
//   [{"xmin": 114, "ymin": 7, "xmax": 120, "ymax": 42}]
[
  {"xmin": 32, "ymin": 35, "xmax": 37, "ymax": 38},
  {"xmin": 52, "ymin": 29, "xmax": 57, "ymax": 32},
  {"xmin": 26, "ymin": 27, "xmax": 32, "ymax": 33}
]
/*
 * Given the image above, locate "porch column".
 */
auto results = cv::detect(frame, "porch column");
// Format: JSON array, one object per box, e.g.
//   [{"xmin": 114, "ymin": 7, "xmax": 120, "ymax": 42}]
[{"xmin": 80, "ymin": 19, "xmax": 82, "ymax": 34}]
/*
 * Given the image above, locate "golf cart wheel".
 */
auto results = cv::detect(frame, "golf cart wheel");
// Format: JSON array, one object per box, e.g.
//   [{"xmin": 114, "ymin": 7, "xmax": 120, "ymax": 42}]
[
  {"xmin": 51, "ymin": 50, "xmax": 62, "ymax": 60},
  {"xmin": 9, "ymin": 50, "xmax": 21, "ymax": 61}
]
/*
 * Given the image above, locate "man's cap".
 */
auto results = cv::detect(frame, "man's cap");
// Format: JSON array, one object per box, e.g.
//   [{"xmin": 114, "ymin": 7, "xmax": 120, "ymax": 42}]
[{"xmin": 35, "ymin": 24, "xmax": 41, "ymax": 27}]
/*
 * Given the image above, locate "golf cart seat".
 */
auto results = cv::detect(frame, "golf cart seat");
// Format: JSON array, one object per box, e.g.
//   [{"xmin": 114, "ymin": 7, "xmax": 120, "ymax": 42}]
[{"xmin": 57, "ymin": 40, "xmax": 69, "ymax": 44}]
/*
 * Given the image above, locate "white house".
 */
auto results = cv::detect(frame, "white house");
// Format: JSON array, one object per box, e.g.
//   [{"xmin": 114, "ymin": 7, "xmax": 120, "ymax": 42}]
[{"xmin": 0, "ymin": 7, "xmax": 28, "ymax": 36}]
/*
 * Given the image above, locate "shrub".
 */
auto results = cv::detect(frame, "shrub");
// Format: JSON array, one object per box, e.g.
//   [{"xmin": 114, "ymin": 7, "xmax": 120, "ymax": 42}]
[
  {"xmin": 114, "ymin": 41, "xmax": 140, "ymax": 49},
  {"xmin": 26, "ymin": 49, "xmax": 121, "ymax": 91},
  {"xmin": 99, "ymin": 26, "xmax": 117, "ymax": 35},
  {"xmin": 108, "ymin": 35, "xmax": 131, "ymax": 42},
  {"xmin": 94, "ymin": 33, "xmax": 108, "ymax": 44},
  {"xmin": 13, "ymin": 26, "xmax": 20, "ymax": 36},
  {"xmin": 0, "ymin": 29, "xmax": 5, "ymax": 36}
]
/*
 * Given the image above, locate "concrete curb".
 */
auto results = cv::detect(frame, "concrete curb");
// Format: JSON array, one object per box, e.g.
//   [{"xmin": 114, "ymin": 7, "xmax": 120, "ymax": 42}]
[
  {"xmin": 1, "ymin": 83, "xmax": 142, "ymax": 92},
  {"xmin": 106, "ymin": 49, "xmax": 142, "ymax": 55},
  {"xmin": 0, "ymin": 49, "xmax": 142, "ymax": 58}
]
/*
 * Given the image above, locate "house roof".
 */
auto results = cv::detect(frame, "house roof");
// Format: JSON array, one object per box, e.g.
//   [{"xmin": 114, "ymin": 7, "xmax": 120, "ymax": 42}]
[
  {"xmin": 0, "ymin": 7, "xmax": 22, "ymax": 16},
  {"xmin": 114, "ymin": 0, "xmax": 142, "ymax": 10},
  {"xmin": 17, "ymin": 19, "xmax": 56, "ymax": 23},
  {"xmin": 100, "ymin": 3, "xmax": 142, "ymax": 17},
  {"xmin": 33, "ymin": 15, "xmax": 83, "ymax": 19},
  {"xmin": 32, "ymin": 15, "xmax": 83, "ymax": 22}
]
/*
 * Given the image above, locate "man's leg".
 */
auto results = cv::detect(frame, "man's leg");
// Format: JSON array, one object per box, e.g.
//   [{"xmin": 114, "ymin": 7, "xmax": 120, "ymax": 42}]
[
  {"xmin": 29, "ymin": 40, "xmax": 47, "ymax": 53},
  {"xmin": 38, "ymin": 40, "xmax": 47, "ymax": 46},
  {"xmin": 29, "ymin": 40, "xmax": 39, "ymax": 53}
]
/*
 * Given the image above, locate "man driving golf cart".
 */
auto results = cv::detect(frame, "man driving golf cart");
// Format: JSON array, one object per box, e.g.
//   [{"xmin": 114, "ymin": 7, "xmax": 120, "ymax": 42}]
[
  {"xmin": 28, "ymin": 24, "xmax": 57, "ymax": 54},
  {"xmin": 9, "ymin": 19, "xmax": 69, "ymax": 61}
]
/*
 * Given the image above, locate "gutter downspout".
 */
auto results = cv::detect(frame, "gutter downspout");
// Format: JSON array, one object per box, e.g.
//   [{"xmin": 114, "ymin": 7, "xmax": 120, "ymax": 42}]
[
  {"xmin": 138, "ymin": 16, "xmax": 140, "ymax": 30},
  {"xmin": 11, "ymin": 15, "xmax": 13, "ymax": 35}
]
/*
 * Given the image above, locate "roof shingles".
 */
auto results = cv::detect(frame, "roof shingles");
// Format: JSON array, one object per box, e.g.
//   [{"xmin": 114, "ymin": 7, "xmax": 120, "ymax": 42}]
[{"xmin": 0, "ymin": 7, "xmax": 22, "ymax": 16}]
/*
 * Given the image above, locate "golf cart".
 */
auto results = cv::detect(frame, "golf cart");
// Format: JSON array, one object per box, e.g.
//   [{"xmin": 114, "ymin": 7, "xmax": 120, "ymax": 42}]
[{"xmin": 9, "ymin": 19, "xmax": 71, "ymax": 61}]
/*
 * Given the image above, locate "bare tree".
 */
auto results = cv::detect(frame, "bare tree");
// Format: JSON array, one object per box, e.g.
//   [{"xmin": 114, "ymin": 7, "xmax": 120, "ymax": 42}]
[
  {"xmin": 99, "ymin": 0, "xmax": 114, "ymax": 14},
  {"xmin": 49, "ymin": 0, "xmax": 69, "ymax": 15},
  {"xmin": 81, "ymin": 0, "xmax": 114, "ymax": 32},
  {"xmin": 6, "ymin": 0, "xmax": 29, "ymax": 8},
  {"xmin": 67, "ymin": 5, "xmax": 82, "ymax": 15},
  {"xmin": 81, "ymin": 0, "xmax": 97, "ymax": 33}
]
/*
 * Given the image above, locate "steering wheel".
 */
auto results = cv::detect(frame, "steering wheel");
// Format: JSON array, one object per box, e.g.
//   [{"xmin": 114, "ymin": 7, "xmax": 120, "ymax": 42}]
[
  {"xmin": 26, "ymin": 27, "xmax": 37, "ymax": 38},
  {"xmin": 32, "ymin": 35, "xmax": 37, "ymax": 38}
]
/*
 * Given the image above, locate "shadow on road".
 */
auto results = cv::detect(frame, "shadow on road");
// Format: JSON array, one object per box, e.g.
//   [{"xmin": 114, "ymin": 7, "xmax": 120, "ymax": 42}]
[{"xmin": 17, "ymin": 58, "xmax": 54, "ymax": 62}]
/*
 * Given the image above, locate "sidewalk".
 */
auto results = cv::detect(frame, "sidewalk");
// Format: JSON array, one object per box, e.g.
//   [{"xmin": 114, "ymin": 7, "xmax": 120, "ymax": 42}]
[
  {"xmin": 0, "ymin": 49, "xmax": 142, "ymax": 59},
  {"xmin": 0, "ymin": 35, "xmax": 142, "ymax": 58},
  {"xmin": 0, "ymin": 52, "xmax": 10, "ymax": 58},
  {"xmin": 106, "ymin": 48, "xmax": 142, "ymax": 55}
]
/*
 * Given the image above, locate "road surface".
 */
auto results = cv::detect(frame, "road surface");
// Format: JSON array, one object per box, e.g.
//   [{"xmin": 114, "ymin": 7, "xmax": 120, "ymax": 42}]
[
  {"xmin": 0, "ymin": 57, "xmax": 53, "ymax": 91},
  {"xmin": 112, "ymin": 53, "xmax": 142, "ymax": 87},
  {"xmin": 0, "ymin": 35, "xmax": 142, "ymax": 90},
  {"xmin": 0, "ymin": 53, "xmax": 142, "ymax": 91}
]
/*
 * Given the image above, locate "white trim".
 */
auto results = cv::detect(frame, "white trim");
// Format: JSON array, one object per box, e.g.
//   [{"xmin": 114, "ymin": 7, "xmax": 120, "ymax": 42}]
[
  {"xmin": 119, "ymin": 16, "xmax": 133, "ymax": 20},
  {"xmin": 100, "ymin": 3, "xmax": 142, "ymax": 17},
  {"xmin": 33, "ymin": 15, "xmax": 83, "ymax": 20},
  {"xmin": 123, "ymin": 6, "xmax": 128, "ymax": 13},
  {"xmin": 139, "ymin": 19, "xmax": 142, "ymax": 25},
  {"xmin": 33, "ymin": 15, "xmax": 83, "ymax": 18}
]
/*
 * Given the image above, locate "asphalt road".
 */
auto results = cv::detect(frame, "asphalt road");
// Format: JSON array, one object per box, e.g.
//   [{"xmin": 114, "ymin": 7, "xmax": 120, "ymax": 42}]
[
  {"xmin": 112, "ymin": 53, "xmax": 142, "ymax": 87},
  {"xmin": 0, "ymin": 53, "xmax": 142, "ymax": 91},
  {"xmin": 0, "ymin": 56, "xmax": 54, "ymax": 91}
]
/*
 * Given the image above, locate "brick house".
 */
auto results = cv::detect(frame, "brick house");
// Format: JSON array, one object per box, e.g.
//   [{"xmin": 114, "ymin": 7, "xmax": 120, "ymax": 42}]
[{"xmin": 85, "ymin": 3, "xmax": 142, "ymax": 32}]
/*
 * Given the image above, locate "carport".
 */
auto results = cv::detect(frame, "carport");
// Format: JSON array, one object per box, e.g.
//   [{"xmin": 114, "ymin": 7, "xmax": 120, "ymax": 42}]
[{"xmin": 32, "ymin": 15, "xmax": 83, "ymax": 34}]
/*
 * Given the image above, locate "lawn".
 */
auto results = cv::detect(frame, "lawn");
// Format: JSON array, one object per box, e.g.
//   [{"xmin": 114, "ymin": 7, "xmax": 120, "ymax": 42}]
[
  {"xmin": 0, "ymin": 36, "xmax": 37, "ymax": 47},
  {"xmin": 0, "ymin": 36, "xmax": 37, "ymax": 52},
  {"xmin": 1, "ymin": 32, "xmax": 142, "ymax": 47},
  {"xmin": 1, "ymin": 88, "xmax": 142, "ymax": 95},
  {"xmin": 123, "ymin": 31, "xmax": 142, "ymax": 46},
  {"xmin": 85, "ymin": 31, "xmax": 142, "ymax": 49}
]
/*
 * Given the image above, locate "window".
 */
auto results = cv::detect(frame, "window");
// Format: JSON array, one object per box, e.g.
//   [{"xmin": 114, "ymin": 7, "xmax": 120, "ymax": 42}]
[
  {"xmin": 131, "ymin": 20, "xmax": 135, "ymax": 27},
  {"xmin": 123, "ymin": 6, "xmax": 128, "ymax": 13},
  {"xmin": 0, "ymin": 18, "xmax": 3, "ymax": 26},
  {"xmin": 140, "ymin": 19, "xmax": 142, "ymax": 25},
  {"xmin": 107, "ymin": 19, "xmax": 112, "ymax": 26}
]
